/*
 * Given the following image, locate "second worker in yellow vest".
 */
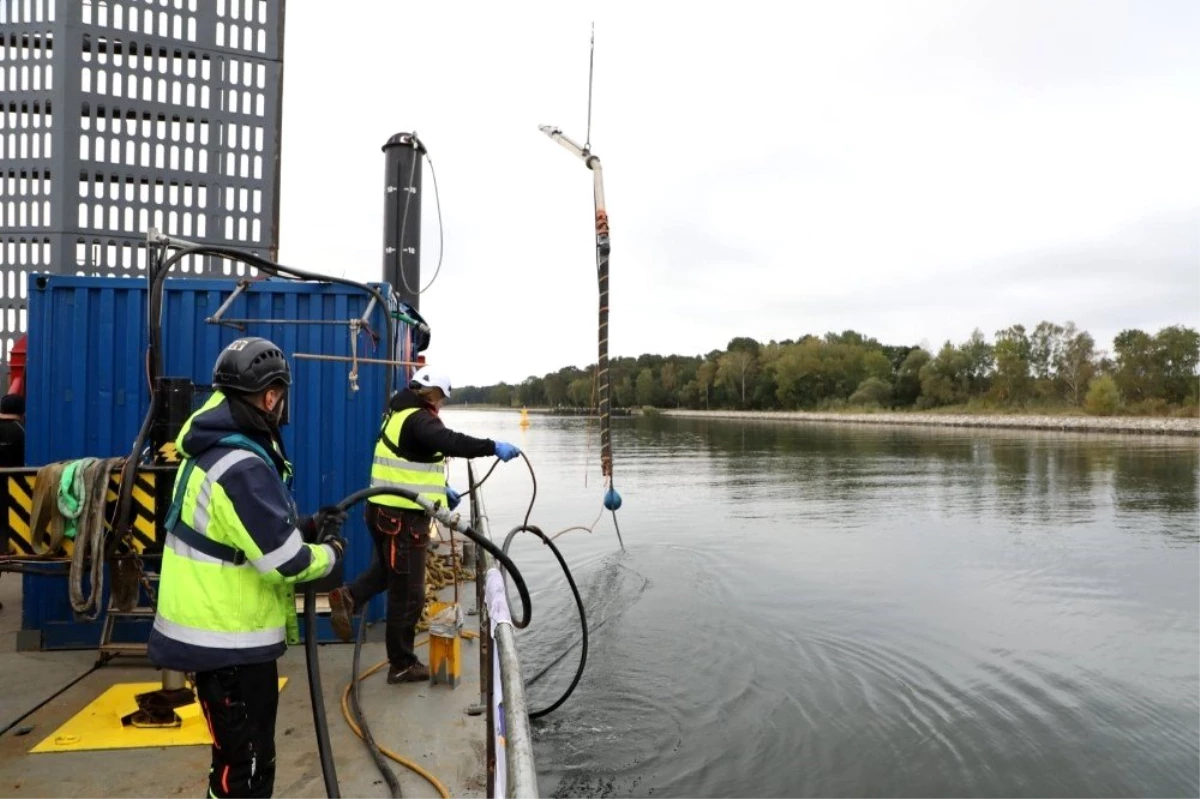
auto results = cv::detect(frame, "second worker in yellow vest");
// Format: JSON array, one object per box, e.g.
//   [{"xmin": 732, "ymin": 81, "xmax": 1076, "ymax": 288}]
[{"xmin": 327, "ymin": 365, "xmax": 521, "ymax": 682}]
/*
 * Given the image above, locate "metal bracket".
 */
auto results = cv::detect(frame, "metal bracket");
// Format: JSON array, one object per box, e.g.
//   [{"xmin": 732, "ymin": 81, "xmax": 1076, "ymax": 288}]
[
  {"xmin": 348, "ymin": 320, "xmax": 361, "ymax": 392},
  {"xmin": 293, "ymin": 354, "xmax": 427, "ymax": 368},
  {"xmin": 359, "ymin": 295, "xmax": 379, "ymax": 329},
  {"xmin": 206, "ymin": 279, "xmax": 253, "ymax": 330},
  {"xmin": 539, "ymin": 125, "xmax": 602, "ymax": 170},
  {"xmin": 206, "ymin": 287, "xmax": 384, "ymax": 393},
  {"xmin": 146, "ymin": 228, "xmax": 206, "ymax": 251}
]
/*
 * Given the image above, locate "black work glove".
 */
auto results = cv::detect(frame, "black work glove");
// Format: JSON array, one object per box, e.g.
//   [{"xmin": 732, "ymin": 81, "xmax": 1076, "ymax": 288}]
[
  {"xmin": 315, "ymin": 507, "xmax": 348, "ymax": 564},
  {"xmin": 323, "ymin": 534, "xmax": 346, "ymax": 562},
  {"xmin": 302, "ymin": 506, "xmax": 347, "ymax": 544}
]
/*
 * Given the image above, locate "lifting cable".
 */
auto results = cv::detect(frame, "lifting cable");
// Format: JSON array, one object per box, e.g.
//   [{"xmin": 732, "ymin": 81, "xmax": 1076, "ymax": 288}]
[
  {"xmin": 396, "ymin": 134, "xmax": 446, "ymax": 297},
  {"xmin": 539, "ymin": 23, "xmax": 626, "ymax": 550}
]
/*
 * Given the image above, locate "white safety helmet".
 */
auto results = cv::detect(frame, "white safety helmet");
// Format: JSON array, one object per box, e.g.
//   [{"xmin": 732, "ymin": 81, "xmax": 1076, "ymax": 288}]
[{"xmin": 409, "ymin": 365, "xmax": 452, "ymax": 398}]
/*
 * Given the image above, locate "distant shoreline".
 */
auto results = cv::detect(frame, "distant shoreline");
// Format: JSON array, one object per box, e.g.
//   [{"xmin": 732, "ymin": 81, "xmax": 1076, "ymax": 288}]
[
  {"xmin": 653, "ymin": 409, "xmax": 1199, "ymax": 437},
  {"xmin": 449, "ymin": 405, "xmax": 633, "ymax": 416},
  {"xmin": 448, "ymin": 405, "xmax": 1200, "ymax": 437}
]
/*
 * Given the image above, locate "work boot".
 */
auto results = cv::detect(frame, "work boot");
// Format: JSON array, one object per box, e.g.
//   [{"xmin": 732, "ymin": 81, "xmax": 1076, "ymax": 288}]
[
  {"xmin": 327, "ymin": 586, "xmax": 355, "ymax": 643},
  {"xmin": 387, "ymin": 661, "xmax": 430, "ymax": 684}
]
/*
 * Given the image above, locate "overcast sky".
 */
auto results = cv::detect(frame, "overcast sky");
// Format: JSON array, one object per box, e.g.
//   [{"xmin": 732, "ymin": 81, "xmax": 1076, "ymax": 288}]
[{"xmin": 276, "ymin": 0, "xmax": 1199, "ymax": 387}]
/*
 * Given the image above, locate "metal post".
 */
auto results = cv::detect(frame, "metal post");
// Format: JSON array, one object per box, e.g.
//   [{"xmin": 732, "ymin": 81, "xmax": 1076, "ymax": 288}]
[
  {"xmin": 381, "ymin": 133, "xmax": 424, "ymax": 311},
  {"xmin": 465, "ymin": 463, "xmax": 491, "ymax": 740},
  {"xmin": 161, "ymin": 670, "xmax": 186, "ymax": 691}
]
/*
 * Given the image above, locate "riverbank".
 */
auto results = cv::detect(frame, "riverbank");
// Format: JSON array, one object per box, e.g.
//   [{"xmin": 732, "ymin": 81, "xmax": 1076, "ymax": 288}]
[
  {"xmin": 649, "ymin": 409, "xmax": 1200, "ymax": 437},
  {"xmin": 451, "ymin": 405, "xmax": 633, "ymax": 416}
]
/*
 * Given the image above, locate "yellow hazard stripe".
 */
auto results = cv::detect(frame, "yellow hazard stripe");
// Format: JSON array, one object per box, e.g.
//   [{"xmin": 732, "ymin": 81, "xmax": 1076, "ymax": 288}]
[
  {"xmin": 3, "ymin": 470, "xmax": 167, "ymax": 555},
  {"xmin": 11, "ymin": 478, "xmax": 32, "ymax": 513},
  {"xmin": 132, "ymin": 485, "xmax": 154, "ymax": 514},
  {"xmin": 4, "ymin": 476, "xmax": 34, "ymax": 555},
  {"xmin": 129, "ymin": 474, "xmax": 157, "ymax": 550},
  {"xmin": 7, "ymin": 509, "xmax": 34, "ymax": 554}
]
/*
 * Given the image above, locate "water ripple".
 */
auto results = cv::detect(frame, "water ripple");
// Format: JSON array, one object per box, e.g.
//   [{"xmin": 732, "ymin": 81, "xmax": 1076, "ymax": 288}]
[{"xmin": 447, "ymin": 411, "xmax": 1200, "ymax": 798}]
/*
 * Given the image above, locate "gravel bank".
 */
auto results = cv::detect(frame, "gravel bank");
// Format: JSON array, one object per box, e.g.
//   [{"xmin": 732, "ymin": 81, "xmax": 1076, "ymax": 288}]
[{"xmin": 651, "ymin": 409, "xmax": 1200, "ymax": 437}]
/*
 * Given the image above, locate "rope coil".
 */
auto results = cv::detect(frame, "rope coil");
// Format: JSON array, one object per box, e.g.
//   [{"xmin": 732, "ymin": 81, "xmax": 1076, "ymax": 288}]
[{"xmin": 25, "ymin": 457, "xmax": 133, "ymax": 619}]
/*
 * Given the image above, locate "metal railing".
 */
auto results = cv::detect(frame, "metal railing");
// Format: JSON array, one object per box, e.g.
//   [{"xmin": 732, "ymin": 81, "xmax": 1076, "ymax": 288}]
[{"xmin": 468, "ymin": 462, "xmax": 539, "ymax": 798}]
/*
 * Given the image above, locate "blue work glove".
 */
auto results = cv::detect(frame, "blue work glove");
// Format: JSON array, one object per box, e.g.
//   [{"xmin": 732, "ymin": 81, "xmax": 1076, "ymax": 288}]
[
  {"xmin": 446, "ymin": 486, "xmax": 462, "ymax": 511},
  {"xmin": 494, "ymin": 441, "xmax": 521, "ymax": 462}
]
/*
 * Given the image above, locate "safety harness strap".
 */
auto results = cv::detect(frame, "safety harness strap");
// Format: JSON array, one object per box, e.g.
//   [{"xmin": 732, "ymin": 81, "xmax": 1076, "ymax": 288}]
[
  {"xmin": 169, "ymin": 521, "xmax": 247, "ymax": 565},
  {"xmin": 164, "ymin": 434, "xmax": 279, "ymax": 565}
]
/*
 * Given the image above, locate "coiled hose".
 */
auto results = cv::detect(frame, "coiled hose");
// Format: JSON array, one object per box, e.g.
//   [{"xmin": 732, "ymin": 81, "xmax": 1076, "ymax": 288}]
[
  {"xmin": 471, "ymin": 451, "xmax": 593, "ymax": 719},
  {"xmin": 471, "ymin": 452, "xmax": 594, "ymax": 716},
  {"xmin": 303, "ymin": 485, "xmax": 533, "ymax": 798},
  {"xmin": 501, "ymin": 524, "xmax": 588, "ymax": 719}
]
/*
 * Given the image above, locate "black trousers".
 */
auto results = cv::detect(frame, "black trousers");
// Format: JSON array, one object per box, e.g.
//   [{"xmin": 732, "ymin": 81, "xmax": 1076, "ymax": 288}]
[
  {"xmin": 347, "ymin": 504, "xmax": 428, "ymax": 669},
  {"xmin": 194, "ymin": 660, "xmax": 279, "ymax": 798}
]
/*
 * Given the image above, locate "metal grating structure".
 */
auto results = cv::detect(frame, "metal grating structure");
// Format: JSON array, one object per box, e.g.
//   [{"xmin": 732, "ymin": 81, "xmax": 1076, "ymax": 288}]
[{"xmin": 0, "ymin": 0, "xmax": 286, "ymax": 368}]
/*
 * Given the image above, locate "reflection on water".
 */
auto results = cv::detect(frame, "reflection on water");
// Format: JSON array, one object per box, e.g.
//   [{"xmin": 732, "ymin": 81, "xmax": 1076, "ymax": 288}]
[{"xmin": 444, "ymin": 411, "xmax": 1199, "ymax": 798}]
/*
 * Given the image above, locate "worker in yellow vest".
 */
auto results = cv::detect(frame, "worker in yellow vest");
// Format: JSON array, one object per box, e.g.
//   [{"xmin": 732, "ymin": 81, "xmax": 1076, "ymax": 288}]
[
  {"xmin": 328, "ymin": 365, "xmax": 520, "ymax": 682},
  {"xmin": 149, "ymin": 337, "xmax": 346, "ymax": 798}
]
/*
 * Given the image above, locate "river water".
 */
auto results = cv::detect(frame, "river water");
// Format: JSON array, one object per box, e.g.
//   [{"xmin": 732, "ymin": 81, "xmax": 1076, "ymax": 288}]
[{"xmin": 444, "ymin": 410, "xmax": 1199, "ymax": 798}]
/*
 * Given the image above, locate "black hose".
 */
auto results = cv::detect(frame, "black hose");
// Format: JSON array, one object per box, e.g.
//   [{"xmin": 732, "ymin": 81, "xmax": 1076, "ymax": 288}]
[
  {"xmin": 303, "ymin": 585, "xmax": 341, "ymax": 798},
  {"xmin": 479, "ymin": 453, "xmax": 590, "ymax": 715},
  {"xmin": 350, "ymin": 609, "xmax": 402, "ymax": 798},
  {"xmin": 519, "ymin": 452, "xmax": 537, "ymax": 529},
  {"xmin": 501, "ymin": 524, "xmax": 588, "ymax": 718},
  {"xmin": 148, "ymin": 243, "xmax": 397, "ymax": 394},
  {"xmin": 115, "ymin": 241, "xmax": 401, "ymax": 545},
  {"xmin": 464, "ymin": 457, "xmax": 501, "ymax": 495},
  {"xmin": 112, "ymin": 246, "xmax": 168, "ymax": 553},
  {"xmin": 0, "ymin": 658, "xmax": 106, "ymax": 737},
  {"xmin": 332, "ymin": 487, "xmax": 531, "ymax": 628},
  {"xmin": 312, "ymin": 482, "xmax": 532, "ymax": 791},
  {"xmin": 465, "ymin": 450, "xmax": 537, "ymax": 528},
  {"xmin": 525, "ymin": 617, "xmax": 611, "ymax": 687}
]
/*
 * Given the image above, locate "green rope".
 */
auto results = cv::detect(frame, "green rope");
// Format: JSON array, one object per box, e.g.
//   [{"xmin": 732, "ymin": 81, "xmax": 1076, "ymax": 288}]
[{"xmin": 57, "ymin": 457, "xmax": 98, "ymax": 541}]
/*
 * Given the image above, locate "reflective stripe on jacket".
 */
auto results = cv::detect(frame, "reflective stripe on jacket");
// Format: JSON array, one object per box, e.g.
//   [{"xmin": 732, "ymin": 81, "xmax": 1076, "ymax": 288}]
[
  {"xmin": 368, "ymin": 407, "xmax": 447, "ymax": 510},
  {"xmin": 148, "ymin": 392, "xmax": 335, "ymax": 672}
]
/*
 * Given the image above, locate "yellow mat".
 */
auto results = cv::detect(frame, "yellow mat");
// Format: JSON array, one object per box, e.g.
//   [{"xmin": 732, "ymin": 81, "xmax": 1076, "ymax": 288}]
[{"xmin": 30, "ymin": 678, "xmax": 288, "ymax": 754}]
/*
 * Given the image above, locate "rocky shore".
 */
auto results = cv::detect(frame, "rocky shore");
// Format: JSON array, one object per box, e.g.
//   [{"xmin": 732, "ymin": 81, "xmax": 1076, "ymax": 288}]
[{"xmin": 651, "ymin": 409, "xmax": 1200, "ymax": 437}]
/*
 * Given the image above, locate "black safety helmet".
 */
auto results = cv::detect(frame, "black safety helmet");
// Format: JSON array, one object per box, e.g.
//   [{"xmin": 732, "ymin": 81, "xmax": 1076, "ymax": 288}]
[{"xmin": 212, "ymin": 337, "xmax": 292, "ymax": 395}]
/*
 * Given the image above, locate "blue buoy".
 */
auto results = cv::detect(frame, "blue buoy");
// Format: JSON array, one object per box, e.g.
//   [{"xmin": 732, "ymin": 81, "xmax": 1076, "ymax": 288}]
[{"xmin": 604, "ymin": 487, "xmax": 623, "ymax": 511}]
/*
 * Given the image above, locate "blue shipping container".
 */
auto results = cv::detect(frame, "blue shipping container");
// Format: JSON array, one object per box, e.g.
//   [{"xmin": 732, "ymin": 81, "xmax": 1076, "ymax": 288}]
[{"xmin": 22, "ymin": 274, "xmax": 401, "ymax": 649}]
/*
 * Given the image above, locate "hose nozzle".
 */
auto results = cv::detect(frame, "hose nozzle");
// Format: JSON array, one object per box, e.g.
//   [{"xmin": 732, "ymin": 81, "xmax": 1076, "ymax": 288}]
[{"xmin": 431, "ymin": 504, "xmax": 470, "ymax": 534}]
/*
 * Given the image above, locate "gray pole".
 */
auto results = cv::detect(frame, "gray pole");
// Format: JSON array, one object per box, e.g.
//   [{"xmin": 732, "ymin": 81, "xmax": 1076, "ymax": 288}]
[{"xmin": 495, "ymin": 622, "xmax": 539, "ymax": 798}]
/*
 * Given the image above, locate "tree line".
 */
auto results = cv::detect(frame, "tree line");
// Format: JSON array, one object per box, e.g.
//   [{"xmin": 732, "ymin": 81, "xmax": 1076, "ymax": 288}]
[{"xmin": 450, "ymin": 322, "xmax": 1200, "ymax": 417}]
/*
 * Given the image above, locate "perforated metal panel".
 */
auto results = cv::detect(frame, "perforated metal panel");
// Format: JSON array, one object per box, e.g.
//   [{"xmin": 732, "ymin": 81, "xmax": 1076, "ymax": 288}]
[{"xmin": 0, "ymin": 0, "xmax": 286, "ymax": 366}]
